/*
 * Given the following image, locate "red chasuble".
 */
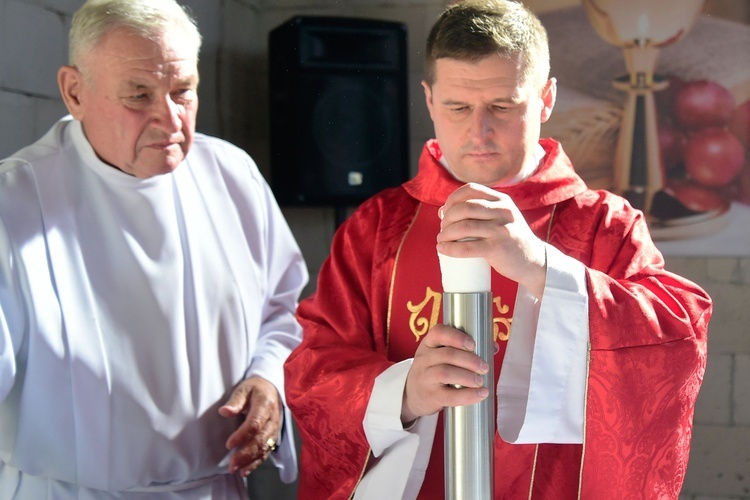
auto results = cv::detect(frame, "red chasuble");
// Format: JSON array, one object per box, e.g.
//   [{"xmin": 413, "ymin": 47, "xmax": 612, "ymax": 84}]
[{"xmin": 285, "ymin": 139, "xmax": 712, "ymax": 499}]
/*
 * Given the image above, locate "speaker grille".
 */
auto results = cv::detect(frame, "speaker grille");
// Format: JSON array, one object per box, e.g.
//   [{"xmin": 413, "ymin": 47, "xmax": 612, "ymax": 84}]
[
  {"xmin": 311, "ymin": 79, "xmax": 392, "ymax": 168},
  {"xmin": 269, "ymin": 16, "xmax": 410, "ymax": 206}
]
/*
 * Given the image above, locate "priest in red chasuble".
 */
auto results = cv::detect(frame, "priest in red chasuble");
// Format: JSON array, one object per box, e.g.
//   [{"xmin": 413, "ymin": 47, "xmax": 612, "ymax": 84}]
[{"xmin": 284, "ymin": 0, "xmax": 712, "ymax": 498}]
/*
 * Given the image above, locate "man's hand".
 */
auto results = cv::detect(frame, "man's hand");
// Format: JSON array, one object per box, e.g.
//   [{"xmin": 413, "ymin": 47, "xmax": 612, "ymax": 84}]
[
  {"xmin": 437, "ymin": 183, "xmax": 547, "ymax": 298},
  {"xmin": 402, "ymin": 324, "xmax": 490, "ymax": 423},
  {"xmin": 219, "ymin": 376, "xmax": 281, "ymax": 477}
]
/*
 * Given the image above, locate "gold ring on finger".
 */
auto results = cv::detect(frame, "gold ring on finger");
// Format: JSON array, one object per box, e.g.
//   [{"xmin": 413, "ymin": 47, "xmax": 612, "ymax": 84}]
[{"xmin": 266, "ymin": 437, "xmax": 277, "ymax": 452}]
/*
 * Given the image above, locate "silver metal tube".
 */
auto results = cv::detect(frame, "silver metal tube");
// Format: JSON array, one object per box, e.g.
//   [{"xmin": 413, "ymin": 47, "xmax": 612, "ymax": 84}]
[{"xmin": 444, "ymin": 291, "xmax": 494, "ymax": 500}]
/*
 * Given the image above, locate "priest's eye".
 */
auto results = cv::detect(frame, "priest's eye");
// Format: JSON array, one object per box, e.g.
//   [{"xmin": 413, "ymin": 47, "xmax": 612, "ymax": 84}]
[{"xmin": 172, "ymin": 89, "xmax": 196, "ymax": 104}]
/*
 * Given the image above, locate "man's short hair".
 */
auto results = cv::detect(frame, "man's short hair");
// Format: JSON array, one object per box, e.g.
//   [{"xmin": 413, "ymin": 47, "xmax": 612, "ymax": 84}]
[
  {"xmin": 69, "ymin": 0, "xmax": 202, "ymax": 68},
  {"xmin": 424, "ymin": 0, "xmax": 550, "ymax": 92}
]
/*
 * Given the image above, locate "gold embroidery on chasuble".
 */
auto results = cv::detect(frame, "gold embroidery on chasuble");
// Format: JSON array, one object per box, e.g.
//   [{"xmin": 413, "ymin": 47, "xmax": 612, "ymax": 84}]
[
  {"xmin": 407, "ymin": 287, "xmax": 441, "ymax": 342},
  {"xmin": 493, "ymin": 296, "xmax": 512, "ymax": 342},
  {"xmin": 387, "ymin": 203, "xmax": 518, "ymax": 363}
]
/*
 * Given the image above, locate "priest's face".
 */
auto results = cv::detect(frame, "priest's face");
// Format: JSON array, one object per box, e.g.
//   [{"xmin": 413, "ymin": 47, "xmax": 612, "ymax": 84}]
[
  {"xmin": 422, "ymin": 54, "xmax": 555, "ymax": 186},
  {"xmin": 59, "ymin": 26, "xmax": 199, "ymax": 179}
]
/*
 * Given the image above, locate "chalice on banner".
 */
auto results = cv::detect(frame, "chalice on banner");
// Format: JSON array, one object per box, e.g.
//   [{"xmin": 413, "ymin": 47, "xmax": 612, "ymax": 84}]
[{"xmin": 581, "ymin": 0, "xmax": 728, "ymax": 237}]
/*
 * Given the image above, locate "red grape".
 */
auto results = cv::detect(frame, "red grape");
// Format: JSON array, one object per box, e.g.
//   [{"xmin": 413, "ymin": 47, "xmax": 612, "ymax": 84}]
[
  {"xmin": 658, "ymin": 123, "xmax": 687, "ymax": 172},
  {"xmin": 672, "ymin": 80, "xmax": 736, "ymax": 131},
  {"xmin": 669, "ymin": 181, "xmax": 727, "ymax": 212},
  {"xmin": 683, "ymin": 127, "xmax": 745, "ymax": 187}
]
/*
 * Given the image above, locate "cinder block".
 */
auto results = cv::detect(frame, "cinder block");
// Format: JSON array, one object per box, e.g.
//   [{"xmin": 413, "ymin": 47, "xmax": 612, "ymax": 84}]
[
  {"xmin": 282, "ymin": 205, "xmax": 336, "ymax": 296},
  {"xmin": 664, "ymin": 257, "xmax": 710, "ymax": 286},
  {"xmin": 701, "ymin": 283, "xmax": 750, "ymax": 354},
  {"xmin": 2, "ymin": 1, "xmax": 67, "ymax": 97},
  {"xmin": 38, "ymin": 0, "xmax": 81, "ymax": 15},
  {"xmin": 0, "ymin": 91, "xmax": 35, "ymax": 159},
  {"xmin": 259, "ymin": 10, "xmax": 298, "ymax": 53},
  {"xmin": 682, "ymin": 425, "xmax": 750, "ymax": 498},
  {"xmin": 214, "ymin": 4, "xmax": 261, "ymax": 149},
  {"xmin": 222, "ymin": 3, "xmax": 260, "ymax": 77},
  {"xmin": 692, "ymin": 495, "xmax": 747, "ymax": 500},
  {"xmin": 34, "ymin": 97, "xmax": 68, "ymax": 138},
  {"xmin": 734, "ymin": 354, "xmax": 750, "ymax": 426},
  {"xmin": 739, "ymin": 259, "xmax": 750, "ymax": 285},
  {"xmin": 693, "ymin": 496, "xmax": 741, "ymax": 500},
  {"xmin": 694, "ymin": 354, "xmax": 732, "ymax": 425},
  {"xmin": 351, "ymin": 0, "xmax": 422, "ymax": 6},
  {"xmin": 526, "ymin": 0, "xmax": 580, "ymax": 13},
  {"xmin": 410, "ymin": 73, "xmax": 432, "ymax": 139},
  {"xmin": 261, "ymin": 0, "xmax": 346, "ymax": 8},
  {"xmin": 706, "ymin": 258, "xmax": 742, "ymax": 285}
]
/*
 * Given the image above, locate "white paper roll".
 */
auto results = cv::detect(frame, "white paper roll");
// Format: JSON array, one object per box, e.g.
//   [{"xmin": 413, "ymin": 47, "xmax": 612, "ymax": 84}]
[{"xmin": 438, "ymin": 253, "xmax": 491, "ymax": 293}]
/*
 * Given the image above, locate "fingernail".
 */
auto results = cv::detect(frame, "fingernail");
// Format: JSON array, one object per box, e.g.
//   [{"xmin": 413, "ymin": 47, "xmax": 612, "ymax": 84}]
[
  {"xmin": 479, "ymin": 361, "xmax": 489, "ymax": 374},
  {"xmin": 438, "ymin": 206, "xmax": 445, "ymax": 219},
  {"xmin": 478, "ymin": 387, "xmax": 489, "ymax": 398}
]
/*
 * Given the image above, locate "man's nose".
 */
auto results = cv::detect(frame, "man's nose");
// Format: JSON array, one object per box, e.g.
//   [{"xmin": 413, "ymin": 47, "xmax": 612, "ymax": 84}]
[
  {"xmin": 469, "ymin": 108, "xmax": 493, "ymax": 143},
  {"xmin": 152, "ymin": 96, "xmax": 183, "ymax": 133}
]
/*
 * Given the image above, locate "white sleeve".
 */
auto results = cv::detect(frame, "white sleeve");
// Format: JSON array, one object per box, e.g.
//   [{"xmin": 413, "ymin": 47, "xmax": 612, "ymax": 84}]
[
  {"xmin": 497, "ymin": 244, "xmax": 589, "ymax": 444},
  {"xmin": 0, "ymin": 211, "xmax": 28, "ymax": 404},
  {"xmin": 356, "ymin": 360, "xmax": 438, "ymax": 500},
  {"xmin": 238, "ymin": 170, "xmax": 308, "ymax": 483},
  {"xmin": 0, "ymin": 235, "xmax": 17, "ymax": 403},
  {"xmin": 244, "ymin": 179, "xmax": 308, "ymax": 396}
]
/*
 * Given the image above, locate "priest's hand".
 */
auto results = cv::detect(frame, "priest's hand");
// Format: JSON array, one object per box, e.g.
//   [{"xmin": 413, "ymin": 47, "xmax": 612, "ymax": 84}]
[
  {"xmin": 437, "ymin": 183, "xmax": 547, "ymax": 298},
  {"xmin": 401, "ymin": 324, "xmax": 490, "ymax": 424},
  {"xmin": 219, "ymin": 376, "xmax": 281, "ymax": 477}
]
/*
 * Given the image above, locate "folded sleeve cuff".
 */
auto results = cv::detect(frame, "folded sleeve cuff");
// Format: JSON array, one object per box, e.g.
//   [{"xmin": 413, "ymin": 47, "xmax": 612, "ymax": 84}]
[{"xmin": 497, "ymin": 244, "xmax": 588, "ymax": 444}]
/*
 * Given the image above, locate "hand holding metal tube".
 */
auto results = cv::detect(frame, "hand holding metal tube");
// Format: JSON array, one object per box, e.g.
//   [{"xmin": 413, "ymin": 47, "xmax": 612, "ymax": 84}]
[
  {"xmin": 400, "ymin": 324, "xmax": 491, "ymax": 424},
  {"xmin": 436, "ymin": 183, "xmax": 547, "ymax": 299}
]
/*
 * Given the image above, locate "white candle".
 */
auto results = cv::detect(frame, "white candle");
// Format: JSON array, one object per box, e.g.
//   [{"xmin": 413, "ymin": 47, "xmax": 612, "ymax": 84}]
[{"xmin": 438, "ymin": 253, "xmax": 491, "ymax": 293}]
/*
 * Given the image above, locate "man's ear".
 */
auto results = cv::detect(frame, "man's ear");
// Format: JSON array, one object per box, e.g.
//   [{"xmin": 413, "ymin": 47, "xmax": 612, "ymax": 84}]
[
  {"xmin": 58, "ymin": 65, "xmax": 86, "ymax": 120},
  {"xmin": 422, "ymin": 80, "xmax": 435, "ymax": 120},
  {"xmin": 539, "ymin": 77, "xmax": 557, "ymax": 124}
]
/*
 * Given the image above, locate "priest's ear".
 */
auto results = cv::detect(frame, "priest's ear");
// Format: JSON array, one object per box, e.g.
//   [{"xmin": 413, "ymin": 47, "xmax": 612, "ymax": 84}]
[
  {"xmin": 539, "ymin": 77, "xmax": 557, "ymax": 124},
  {"xmin": 58, "ymin": 65, "xmax": 86, "ymax": 120}
]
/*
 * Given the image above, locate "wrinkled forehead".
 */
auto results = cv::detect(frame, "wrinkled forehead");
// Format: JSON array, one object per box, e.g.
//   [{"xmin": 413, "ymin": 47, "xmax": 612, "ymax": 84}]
[
  {"xmin": 83, "ymin": 24, "xmax": 198, "ymax": 66},
  {"xmin": 83, "ymin": 27, "xmax": 199, "ymax": 80}
]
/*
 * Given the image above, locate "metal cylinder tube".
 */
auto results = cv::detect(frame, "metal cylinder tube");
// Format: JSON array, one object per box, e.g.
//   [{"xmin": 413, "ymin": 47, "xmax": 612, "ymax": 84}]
[{"xmin": 443, "ymin": 291, "xmax": 494, "ymax": 500}]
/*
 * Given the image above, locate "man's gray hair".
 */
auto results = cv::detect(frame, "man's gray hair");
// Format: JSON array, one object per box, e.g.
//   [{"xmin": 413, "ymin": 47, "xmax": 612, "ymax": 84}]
[{"xmin": 69, "ymin": 0, "xmax": 202, "ymax": 67}]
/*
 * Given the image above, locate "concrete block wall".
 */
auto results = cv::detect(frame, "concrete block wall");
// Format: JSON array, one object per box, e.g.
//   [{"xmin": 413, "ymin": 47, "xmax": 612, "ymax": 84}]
[
  {"xmin": 669, "ymin": 257, "xmax": 750, "ymax": 500},
  {"xmin": 0, "ymin": 1, "xmax": 71, "ymax": 159},
  {"xmin": 1, "ymin": 0, "xmax": 748, "ymax": 499}
]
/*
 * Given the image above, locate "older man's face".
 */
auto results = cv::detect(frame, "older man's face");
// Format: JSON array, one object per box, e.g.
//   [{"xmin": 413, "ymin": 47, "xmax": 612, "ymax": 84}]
[{"xmin": 67, "ymin": 27, "xmax": 199, "ymax": 178}]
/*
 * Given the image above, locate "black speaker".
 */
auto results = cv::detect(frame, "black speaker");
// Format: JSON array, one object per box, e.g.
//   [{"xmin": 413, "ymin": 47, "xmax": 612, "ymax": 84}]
[{"xmin": 269, "ymin": 16, "xmax": 410, "ymax": 206}]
